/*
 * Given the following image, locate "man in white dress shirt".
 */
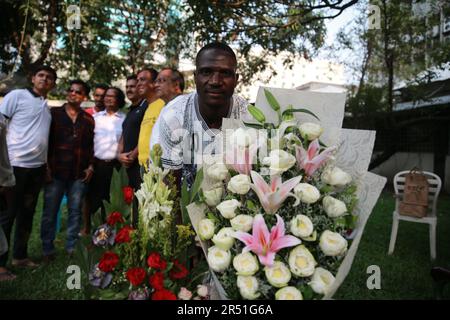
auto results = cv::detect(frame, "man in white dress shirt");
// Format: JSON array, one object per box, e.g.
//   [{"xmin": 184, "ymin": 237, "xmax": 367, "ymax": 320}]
[{"xmin": 85, "ymin": 87, "xmax": 126, "ymax": 232}]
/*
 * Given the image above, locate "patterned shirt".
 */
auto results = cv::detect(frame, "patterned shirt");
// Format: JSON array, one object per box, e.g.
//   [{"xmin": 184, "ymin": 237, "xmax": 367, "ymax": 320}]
[{"xmin": 48, "ymin": 104, "xmax": 95, "ymax": 180}]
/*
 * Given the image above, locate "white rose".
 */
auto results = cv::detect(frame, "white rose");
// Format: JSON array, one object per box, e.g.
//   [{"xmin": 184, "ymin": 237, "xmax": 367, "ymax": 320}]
[
  {"xmin": 275, "ymin": 286, "xmax": 303, "ymax": 300},
  {"xmin": 290, "ymin": 215, "xmax": 313, "ymax": 238},
  {"xmin": 207, "ymin": 246, "xmax": 231, "ymax": 273},
  {"xmin": 212, "ymin": 227, "xmax": 235, "ymax": 250},
  {"xmin": 299, "ymin": 122, "xmax": 323, "ymax": 141},
  {"xmin": 237, "ymin": 276, "xmax": 260, "ymax": 300},
  {"xmin": 230, "ymin": 128, "xmax": 256, "ymax": 148},
  {"xmin": 216, "ymin": 199, "xmax": 241, "ymax": 219},
  {"xmin": 233, "ymin": 252, "xmax": 259, "ymax": 276},
  {"xmin": 262, "ymin": 149, "xmax": 296, "ymax": 175},
  {"xmin": 227, "ymin": 174, "xmax": 251, "ymax": 195},
  {"xmin": 309, "ymin": 267, "xmax": 335, "ymax": 295},
  {"xmin": 288, "ymin": 245, "xmax": 317, "ymax": 277},
  {"xmin": 322, "ymin": 196, "xmax": 348, "ymax": 218},
  {"xmin": 230, "ymin": 214, "xmax": 254, "ymax": 232},
  {"xmin": 321, "ymin": 167, "xmax": 352, "ymax": 187},
  {"xmin": 319, "ymin": 230, "xmax": 348, "ymax": 256},
  {"xmin": 197, "ymin": 284, "xmax": 208, "ymax": 298},
  {"xmin": 265, "ymin": 261, "xmax": 291, "ymax": 288},
  {"xmin": 203, "ymin": 187, "xmax": 223, "ymax": 207},
  {"xmin": 294, "ymin": 183, "xmax": 320, "ymax": 204},
  {"xmin": 207, "ymin": 163, "xmax": 229, "ymax": 181},
  {"xmin": 177, "ymin": 287, "xmax": 192, "ymax": 300},
  {"xmin": 198, "ymin": 218, "xmax": 215, "ymax": 240}
]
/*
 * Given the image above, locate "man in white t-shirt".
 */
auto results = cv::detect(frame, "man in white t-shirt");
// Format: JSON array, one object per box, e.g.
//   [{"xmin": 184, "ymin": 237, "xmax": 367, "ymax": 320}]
[
  {"xmin": 158, "ymin": 43, "xmax": 248, "ymax": 189},
  {"xmin": 0, "ymin": 65, "xmax": 56, "ymax": 281}
]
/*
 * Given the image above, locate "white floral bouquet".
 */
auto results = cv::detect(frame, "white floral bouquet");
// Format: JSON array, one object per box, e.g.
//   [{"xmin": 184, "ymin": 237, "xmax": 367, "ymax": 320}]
[{"xmin": 187, "ymin": 87, "xmax": 386, "ymax": 300}]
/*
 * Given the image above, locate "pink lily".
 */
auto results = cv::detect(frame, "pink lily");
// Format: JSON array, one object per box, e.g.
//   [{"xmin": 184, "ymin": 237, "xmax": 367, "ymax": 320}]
[
  {"xmin": 234, "ymin": 214, "xmax": 301, "ymax": 267},
  {"xmin": 295, "ymin": 139, "xmax": 335, "ymax": 177},
  {"xmin": 250, "ymin": 170, "xmax": 301, "ymax": 214},
  {"xmin": 225, "ymin": 144, "xmax": 258, "ymax": 175}
]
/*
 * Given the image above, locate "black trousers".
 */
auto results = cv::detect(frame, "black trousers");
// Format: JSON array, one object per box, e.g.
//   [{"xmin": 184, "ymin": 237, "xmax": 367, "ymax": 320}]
[
  {"xmin": 87, "ymin": 159, "xmax": 121, "ymax": 219},
  {"xmin": 126, "ymin": 161, "xmax": 142, "ymax": 227},
  {"xmin": 0, "ymin": 166, "xmax": 45, "ymax": 266}
]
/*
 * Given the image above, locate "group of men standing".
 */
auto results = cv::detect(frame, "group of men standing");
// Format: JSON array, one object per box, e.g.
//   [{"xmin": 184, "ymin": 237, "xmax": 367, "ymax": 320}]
[{"xmin": 0, "ymin": 42, "xmax": 247, "ymax": 283}]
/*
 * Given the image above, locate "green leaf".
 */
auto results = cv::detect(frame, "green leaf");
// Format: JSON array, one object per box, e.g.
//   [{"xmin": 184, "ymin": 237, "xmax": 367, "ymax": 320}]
[
  {"xmin": 243, "ymin": 122, "xmax": 264, "ymax": 129},
  {"xmin": 282, "ymin": 108, "xmax": 320, "ymax": 121},
  {"xmin": 264, "ymin": 89, "xmax": 280, "ymax": 111},
  {"xmin": 181, "ymin": 179, "xmax": 190, "ymax": 224},
  {"xmin": 207, "ymin": 212, "xmax": 220, "ymax": 224},
  {"xmin": 301, "ymin": 285, "xmax": 314, "ymax": 300},
  {"xmin": 189, "ymin": 167, "xmax": 204, "ymax": 203}
]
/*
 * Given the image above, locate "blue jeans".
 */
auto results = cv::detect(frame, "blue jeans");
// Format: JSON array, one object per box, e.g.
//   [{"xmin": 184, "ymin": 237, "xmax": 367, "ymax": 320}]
[{"xmin": 41, "ymin": 178, "xmax": 87, "ymax": 255}]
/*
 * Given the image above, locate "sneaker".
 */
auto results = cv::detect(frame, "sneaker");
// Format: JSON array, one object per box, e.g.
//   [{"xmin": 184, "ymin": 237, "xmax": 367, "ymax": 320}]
[{"xmin": 11, "ymin": 258, "xmax": 40, "ymax": 268}]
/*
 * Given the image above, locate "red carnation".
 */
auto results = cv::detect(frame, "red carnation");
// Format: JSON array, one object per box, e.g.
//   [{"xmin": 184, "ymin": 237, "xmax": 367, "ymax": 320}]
[
  {"xmin": 151, "ymin": 288, "xmax": 177, "ymax": 300},
  {"xmin": 115, "ymin": 225, "xmax": 134, "ymax": 243},
  {"xmin": 122, "ymin": 186, "xmax": 134, "ymax": 205},
  {"xmin": 98, "ymin": 251, "xmax": 119, "ymax": 272},
  {"xmin": 149, "ymin": 272, "xmax": 164, "ymax": 290},
  {"xmin": 106, "ymin": 211, "xmax": 124, "ymax": 226},
  {"xmin": 126, "ymin": 267, "xmax": 147, "ymax": 286},
  {"xmin": 169, "ymin": 260, "xmax": 189, "ymax": 280},
  {"xmin": 147, "ymin": 252, "xmax": 167, "ymax": 270}
]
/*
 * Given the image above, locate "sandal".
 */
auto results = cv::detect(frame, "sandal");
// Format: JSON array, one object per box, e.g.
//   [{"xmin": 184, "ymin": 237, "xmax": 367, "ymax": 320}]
[
  {"xmin": 0, "ymin": 270, "xmax": 17, "ymax": 281},
  {"xmin": 11, "ymin": 258, "xmax": 40, "ymax": 268}
]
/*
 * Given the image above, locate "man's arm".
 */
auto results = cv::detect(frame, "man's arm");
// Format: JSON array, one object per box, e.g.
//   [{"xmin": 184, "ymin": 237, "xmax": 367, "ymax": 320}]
[
  {"xmin": 82, "ymin": 120, "xmax": 95, "ymax": 183},
  {"xmin": 117, "ymin": 134, "xmax": 134, "ymax": 167},
  {"xmin": 0, "ymin": 90, "xmax": 19, "ymax": 120}
]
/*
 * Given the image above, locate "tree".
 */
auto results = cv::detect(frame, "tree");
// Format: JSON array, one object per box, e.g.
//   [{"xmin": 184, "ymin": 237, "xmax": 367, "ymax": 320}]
[
  {"xmin": 1, "ymin": 0, "xmax": 360, "ymax": 92},
  {"xmin": 185, "ymin": 0, "xmax": 358, "ymax": 84},
  {"xmin": 329, "ymin": 1, "xmax": 450, "ymax": 170}
]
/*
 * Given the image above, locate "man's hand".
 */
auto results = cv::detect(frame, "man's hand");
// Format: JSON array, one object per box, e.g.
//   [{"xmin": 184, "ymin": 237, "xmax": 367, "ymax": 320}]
[
  {"xmin": 118, "ymin": 152, "xmax": 134, "ymax": 168},
  {"xmin": 82, "ymin": 167, "xmax": 94, "ymax": 183}
]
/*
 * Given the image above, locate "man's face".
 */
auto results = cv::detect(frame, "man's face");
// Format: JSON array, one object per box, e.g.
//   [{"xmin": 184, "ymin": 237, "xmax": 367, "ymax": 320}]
[
  {"xmin": 66, "ymin": 84, "xmax": 87, "ymax": 105},
  {"xmin": 31, "ymin": 70, "xmax": 56, "ymax": 94},
  {"xmin": 155, "ymin": 69, "xmax": 180, "ymax": 103},
  {"xmin": 195, "ymin": 49, "xmax": 238, "ymax": 108},
  {"xmin": 137, "ymin": 70, "xmax": 155, "ymax": 99},
  {"xmin": 126, "ymin": 79, "xmax": 138, "ymax": 102},
  {"xmin": 104, "ymin": 88, "xmax": 120, "ymax": 110},
  {"xmin": 93, "ymin": 88, "xmax": 106, "ymax": 109}
]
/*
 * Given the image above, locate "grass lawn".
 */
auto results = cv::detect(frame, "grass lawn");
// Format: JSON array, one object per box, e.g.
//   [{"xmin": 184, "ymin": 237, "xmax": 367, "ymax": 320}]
[{"xmin": 1, "ymin": 190, "xmax": 450, "ymax": 300}]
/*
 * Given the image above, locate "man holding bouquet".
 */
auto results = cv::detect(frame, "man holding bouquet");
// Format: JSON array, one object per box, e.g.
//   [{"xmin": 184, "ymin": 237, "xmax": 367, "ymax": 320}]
[{"xmin": 158, "ymin": 42, "xmax": 248, "ymax": 188}]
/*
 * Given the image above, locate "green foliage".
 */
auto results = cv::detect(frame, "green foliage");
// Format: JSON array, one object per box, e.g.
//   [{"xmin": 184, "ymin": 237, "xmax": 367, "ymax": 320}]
[{"xmin": 1, "ymin": 0, "xmax": 359, "ymax": 90}]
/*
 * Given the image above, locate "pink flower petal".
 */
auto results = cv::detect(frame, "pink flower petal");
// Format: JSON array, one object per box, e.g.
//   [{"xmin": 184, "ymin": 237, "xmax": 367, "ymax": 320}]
[
  {"xmin": 252, "ymin": 214, "xmax": 270, "ymax": 248},
  {"xmin": 233, "ymin": 231, "xmax": 254, "ymax": 247},
  {"xmin": 258, "ymin": 251, "xmax": 276, "ymax": 267},
  {"xmin": 270, "ymin": 215, "xmax": 286, "ymax": 243},
  {"xmin": 307, "ymin": 139, "xmax": 320, "ymax": 159},
  {"xmin": 271, "ymin": 235, "xmax": 301, "ymax": 252},
  {"xmin": 270, "ymin": 175, "xmax": 282, "ymax": 192},
  {"xmin": 251, "ymin": 171, "xmax": 271, "ymax": 194}
]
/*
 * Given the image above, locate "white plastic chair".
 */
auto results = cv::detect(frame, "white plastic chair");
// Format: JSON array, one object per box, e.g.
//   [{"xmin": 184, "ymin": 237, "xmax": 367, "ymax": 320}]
[{"xmin": 388, "ymin": 170, "xmax": 441, "ymax": 260}]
